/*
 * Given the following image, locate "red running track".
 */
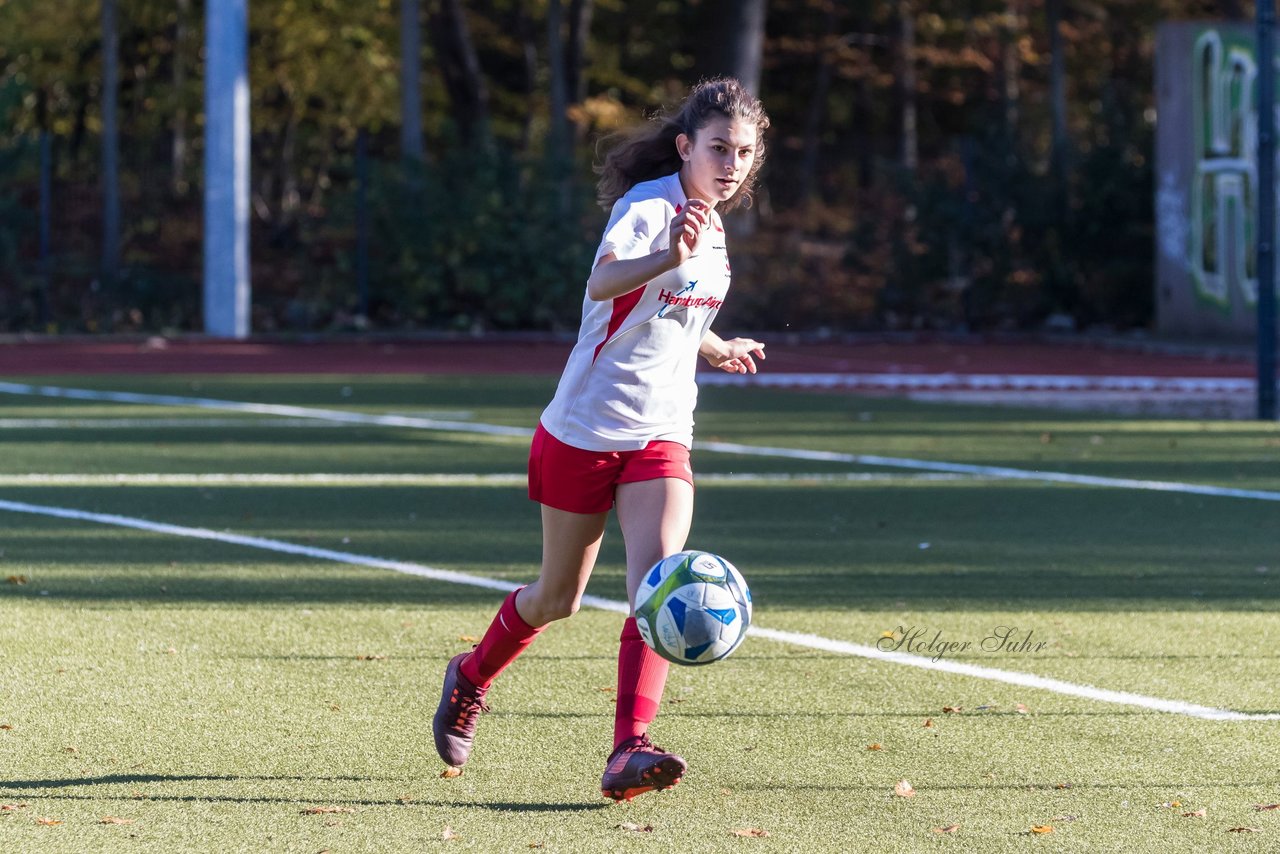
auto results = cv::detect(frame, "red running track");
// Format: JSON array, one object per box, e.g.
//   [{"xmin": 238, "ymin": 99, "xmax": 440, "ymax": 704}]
[{"xmin": 0, "ymin": 336, "xmax": 1255, "ymax": 379}]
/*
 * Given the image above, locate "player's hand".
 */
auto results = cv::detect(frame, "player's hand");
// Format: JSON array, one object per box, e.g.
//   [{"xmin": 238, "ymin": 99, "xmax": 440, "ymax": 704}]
[
  {"xmin": 705, "ymin": 337, "xmax": 766, "ymax": 374},
  {"xmin": 667, "ymin": 199, "xmax": 712, "ymax": 267}
]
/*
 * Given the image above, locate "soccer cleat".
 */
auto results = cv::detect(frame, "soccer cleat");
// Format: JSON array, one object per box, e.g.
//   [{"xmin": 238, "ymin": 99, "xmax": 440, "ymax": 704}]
[
  {"xmin": 600, "ymin": 735, "xmax": 687, "ymax": 802},
  {"xmin": 432, "ymin": 652, "xmax": 490, "ymax": 767}
]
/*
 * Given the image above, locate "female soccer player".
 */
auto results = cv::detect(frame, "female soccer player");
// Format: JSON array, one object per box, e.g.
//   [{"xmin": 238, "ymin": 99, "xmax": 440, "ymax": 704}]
[{"xmin": 433, "ymin": 77, "xmax": 769, "ymax": 802}]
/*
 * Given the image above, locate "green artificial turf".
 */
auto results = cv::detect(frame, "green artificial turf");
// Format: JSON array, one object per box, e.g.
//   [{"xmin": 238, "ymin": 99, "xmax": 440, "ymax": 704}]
[{"xmin": 2, "ymin": 375, "xmax": 1279, "ymax": 852}]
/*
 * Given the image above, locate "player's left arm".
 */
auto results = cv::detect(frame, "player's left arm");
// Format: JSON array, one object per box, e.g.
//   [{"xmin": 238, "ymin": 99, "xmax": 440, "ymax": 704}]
[{"xmin": 700, "ymin": 330, "xmax": 766, "ymax": 374}]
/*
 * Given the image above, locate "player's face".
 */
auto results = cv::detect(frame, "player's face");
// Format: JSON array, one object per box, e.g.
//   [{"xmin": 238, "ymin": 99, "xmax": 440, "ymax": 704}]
[{"xmin": 676, "ymin": 116, "xmax": 757, "ymax": 209}]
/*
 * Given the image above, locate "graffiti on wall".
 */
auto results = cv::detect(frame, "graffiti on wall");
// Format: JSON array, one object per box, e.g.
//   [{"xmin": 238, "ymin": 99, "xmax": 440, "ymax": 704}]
[{"xmin": 1188, "ymin": 29, "xmax": 1271, "ymax": 310}]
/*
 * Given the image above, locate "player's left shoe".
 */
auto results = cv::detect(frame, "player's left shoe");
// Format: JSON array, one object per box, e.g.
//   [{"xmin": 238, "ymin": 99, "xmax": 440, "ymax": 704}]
[
  {"xmin": 432, "ymin": 652, "xmax": 490, "ymax": 768},
  {"xmin": 600, "ymin": 735, "xmax": 687, "ymax": 802}
]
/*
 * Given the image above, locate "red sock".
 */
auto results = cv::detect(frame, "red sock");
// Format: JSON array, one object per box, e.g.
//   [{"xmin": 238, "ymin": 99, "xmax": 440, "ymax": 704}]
[
  {"xmin": 614, "ymin": 617, "xmax": 670, "ymax": 749},
  {"xmin": 459, "ymin": 588, "xmax": 543, "ymax": 688}
]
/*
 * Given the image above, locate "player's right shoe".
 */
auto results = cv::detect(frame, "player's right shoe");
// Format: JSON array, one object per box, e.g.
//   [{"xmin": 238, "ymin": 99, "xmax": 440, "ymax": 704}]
[
  {"xmin": 432, "ymin": 652, "xmax": 490, "ymax": 767},
  {"xmin": 600, "ymin": 735, "xmax": 687, "ymax": 802}
]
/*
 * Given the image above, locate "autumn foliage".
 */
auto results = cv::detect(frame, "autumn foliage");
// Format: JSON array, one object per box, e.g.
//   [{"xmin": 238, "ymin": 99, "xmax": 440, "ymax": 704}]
[{"xmin": 0, "ymin": 1, "xmax": 1232, "ymax": 333}]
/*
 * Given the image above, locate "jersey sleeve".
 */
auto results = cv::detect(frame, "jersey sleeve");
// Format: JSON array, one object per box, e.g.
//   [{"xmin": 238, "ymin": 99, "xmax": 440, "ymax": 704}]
[{"xmin": 593, "ymin": 194, "xmax": 674, "ymax": 266}]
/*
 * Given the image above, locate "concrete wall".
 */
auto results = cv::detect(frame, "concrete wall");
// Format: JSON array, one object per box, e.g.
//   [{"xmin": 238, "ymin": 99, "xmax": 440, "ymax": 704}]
[{"xmin": 1156, "ymin": 21, "xmax": 1277, "ymax": 338}]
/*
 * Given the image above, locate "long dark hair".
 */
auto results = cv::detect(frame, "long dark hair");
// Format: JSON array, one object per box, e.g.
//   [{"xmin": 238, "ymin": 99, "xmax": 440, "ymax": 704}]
[{"xmin": 595, "ymin": 77, "xmax": 770, "ymax": 212}]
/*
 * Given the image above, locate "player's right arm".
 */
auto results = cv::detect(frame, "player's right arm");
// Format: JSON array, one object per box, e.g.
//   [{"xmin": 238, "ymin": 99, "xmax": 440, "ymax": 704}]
[{"xmin": 586, "ymin": 200, "xmax": 711, "ymax": 302}]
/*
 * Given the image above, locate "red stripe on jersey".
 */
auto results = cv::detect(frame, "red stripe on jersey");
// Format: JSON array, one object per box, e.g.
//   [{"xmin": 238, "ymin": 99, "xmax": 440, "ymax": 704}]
[{"xmin": 592, "ymin": 287, "xmax": 646, "ymax": 363}]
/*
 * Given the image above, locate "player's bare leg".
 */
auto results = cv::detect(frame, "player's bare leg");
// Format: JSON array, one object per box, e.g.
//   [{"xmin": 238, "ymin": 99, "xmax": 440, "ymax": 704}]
[
  {"xmin": 517, "ymin": 505, "xmax": 609, "ymax": 625},
  {"xmin": 616, "ymin": 477, "xmax": 694, "ymax": 607},
  {"xmin": 602, "ymin": 477, "xmax": 693, "ymax": 801},
  {"xmin": 433, "ymin": 506, "xmax": 606, "ymax": 767}
]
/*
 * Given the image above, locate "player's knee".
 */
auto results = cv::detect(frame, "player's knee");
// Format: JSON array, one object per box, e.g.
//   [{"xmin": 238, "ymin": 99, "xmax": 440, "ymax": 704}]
[
  {"xmin": 544, "ymin": 595, "xmax": 581, "ymax": 622},
  {"xmin": 524, "ymin": 588, "xmax": 580, "ymax": 623}
]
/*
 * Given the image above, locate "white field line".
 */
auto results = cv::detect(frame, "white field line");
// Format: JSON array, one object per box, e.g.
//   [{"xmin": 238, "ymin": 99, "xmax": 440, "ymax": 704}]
[
  {"xmin": 0, "ymin": 413, "xmax": 474, "ymax": 430},
  {"xmin": 0, "ymin": 472, "xmax": 979, "ymax": 487},
  {"xmin": 0, "ymin": 382, "xmax": 530, "ymax": 437},
  {"xmin": 697, "ymin": 372, "xmax": 1256, "ymax": 393},
  {"xmin": 0, "ymin": 494, "xmax": 1275, "ymax": 721},
  {"xmin": 0, "ymin": 418, "xmax": 355, "ymax": 429},
  {"xmin": 697, "ymin": 441, "xmax": 1280, "ymax": 502},
  {"xmin": 2, "ymin": 381, "xmax": 1279, "ymax": 503}
]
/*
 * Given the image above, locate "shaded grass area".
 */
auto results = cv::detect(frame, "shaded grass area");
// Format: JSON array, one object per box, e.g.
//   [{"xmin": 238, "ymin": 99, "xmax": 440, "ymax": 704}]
[
  {"xmin": 2, "ymin": 375, "xmax": 1280, "ymax": 852},
  {"xmin": 3, "ymin": 478, "xmax": 1276, "ymax": 611},
  {"xmin": 4, "ymin": 373, "xmax": 1280, "ymax": 483}
]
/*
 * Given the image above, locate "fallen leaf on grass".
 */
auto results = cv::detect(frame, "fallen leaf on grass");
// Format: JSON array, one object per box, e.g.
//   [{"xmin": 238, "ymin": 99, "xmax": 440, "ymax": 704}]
[
  {"xmin": 1015, "ymin": 703, "xmax": 1030, "ymax": 714},
  {"xmin": 440, "ymin": 766, "xmax": 463, "ymax": 779},
  {"xmin": 1227, "ymin": 827, "xmax": 1262, "ymax": 833},
  {"xmin": 355, "ymin": 654, "xmax": 386, "ymax": 661},
  {"xmin": 6, "ymin": 575, "xmax": 27, "ymax": 585},
  {"xmin": 35, "ymin": 817, "xmax": 62, "ymax": 826},
  {"xmin": 458, "ymin": 635, "xmax": 480, "ymax": 643},
  {"xmin": 0, "ymin": 724, "xmax": 12, "ymax": 730},
  {"xmin": 300, "ymin": 806, "xmax": 356, "ymax": 815},
  {"xmin": 129, "ymin": 791, "xmax": 148, "ymax": 800},
  {"xmin": 396, "ymin": 795, "xmax": 415, "ymax": 804},
  {"xmin": 1159, "ymin": 801, "xmax": 1182, "ymax": 809},
  {"xmin": 932, "ymin": 824, "xmax": 960, "ymax": 833},
  {"xmin": 1, "ymin": 804, "xmax": 29, "ymax": 811},
  {"xmin": 63, "ymin": 746, "xmax": 77, "ymax": 753},
  {"xmin": 99, "ymin": 816, "xmax": 134, "ymax": 825},
  {"xmin": 441, "ymin": 826, "xmax": 460, "ymax": 841},
  {"xmin": 894, "ymin": 779, "xmax": 916, "ymax": 798},
  {"xmin": 1182, "ymin": 809, "xmax": 1207, "ymax": 818},
  {"xmin": 1255, "ymin": 804, "xmax": 1280, "ymax": 811},
  {"xmin": 729, "ymin": 828, "xmax": 770, "ymax": 838},
  {"xmin": 596, "ymin": 686, "xmax": 615, "ymax": 693},
  {"xmin": 942, "ymin": 706, "xmax": 963, "ymax": 714},
  {"xmin": 1055, "ymin": 783, "xmax": 1072, "ymax": 790},
  {"xmin": 866, "ymin": 743, "xmax": 883, "ymax": 751},
  {"xmin": 616, "ymin": 822, "xmax": 653, "ymax": 833},
  {"xmin": 1030, "ymin": 825, "xmax": 1054, "ymax": 834},
  {"xmin": 923, "ymin": 718, "xmax": 935, "ymax": 728}
]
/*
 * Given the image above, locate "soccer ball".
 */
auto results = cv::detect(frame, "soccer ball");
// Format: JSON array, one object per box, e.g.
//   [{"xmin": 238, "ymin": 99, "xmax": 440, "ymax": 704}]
[{"xmin": 634, "ymin": 550, "xmax": 752, "ymax": 666}]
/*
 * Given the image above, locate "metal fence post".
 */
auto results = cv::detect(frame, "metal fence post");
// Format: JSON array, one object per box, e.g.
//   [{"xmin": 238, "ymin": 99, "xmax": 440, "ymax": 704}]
[{"xmin": 1259, "ymin": 1, "xmax": 1278, "ymax": 420}]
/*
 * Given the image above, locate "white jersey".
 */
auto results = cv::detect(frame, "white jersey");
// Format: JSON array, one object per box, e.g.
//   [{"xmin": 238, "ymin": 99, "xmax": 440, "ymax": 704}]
[{"xmin": 540, "ymin": 172, "xmax": 732, "ymax": 452}]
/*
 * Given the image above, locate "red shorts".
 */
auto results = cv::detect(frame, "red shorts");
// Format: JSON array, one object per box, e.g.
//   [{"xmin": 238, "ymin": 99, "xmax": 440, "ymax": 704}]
[{"xmin": 528, "ymin": 423, "xmax": 693, "ymax": 514}]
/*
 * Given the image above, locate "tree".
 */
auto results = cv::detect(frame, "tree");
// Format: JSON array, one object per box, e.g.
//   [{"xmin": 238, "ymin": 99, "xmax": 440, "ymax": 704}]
[
  {"xmin": 101, "ymin": 0, "xmax": 120, "ymax": 283},
  {"xmin": 428, "ymin": 0, "xmax": 490, "ymax": 145},
  {"xmin": 696, "ymin": 0, "xmax": 766, "ymax": 93},
  {"xmin": 172, "ymin": 0, "xmax": 191, "ymax": 195},
  {"xmin": 1047, "ymin": 0, "xmax": 1068, "ymax": 184},
  {"xmin": 565, "ymin": 0, "xmax": 593, "ymax": 132},
  {"xmin": 401, "ymin": 0, "xmax": 425, "ymax": 162},
  {"xmin": 896, "ymin": 0, "xmax": 918, "ymax": 172},
  {"xmin": 546, "ymin": 0, "xmax": 569, "ymax": 165}
]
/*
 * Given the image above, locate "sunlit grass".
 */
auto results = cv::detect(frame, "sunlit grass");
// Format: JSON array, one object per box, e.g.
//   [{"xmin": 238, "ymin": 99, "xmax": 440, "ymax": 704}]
[{"xmin": 1, "ymin": 376, "xmax": 1278, "ymax": 852}]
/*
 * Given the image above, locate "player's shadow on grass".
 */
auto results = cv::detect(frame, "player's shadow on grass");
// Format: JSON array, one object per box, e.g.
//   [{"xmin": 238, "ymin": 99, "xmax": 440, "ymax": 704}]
[
  {"xmin": 0, "ymin": 773, "xmax": 380, "ymax": 790},
  {"xmin": 0, "ymin": 773, "xmax": 610, "ymax": 813}
]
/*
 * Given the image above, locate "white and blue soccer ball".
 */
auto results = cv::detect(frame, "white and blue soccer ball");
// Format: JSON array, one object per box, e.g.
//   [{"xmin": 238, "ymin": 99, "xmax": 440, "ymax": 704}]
[{"xmin": 634, "ymin": 550, "xmax": 752, "ymax": 666}]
